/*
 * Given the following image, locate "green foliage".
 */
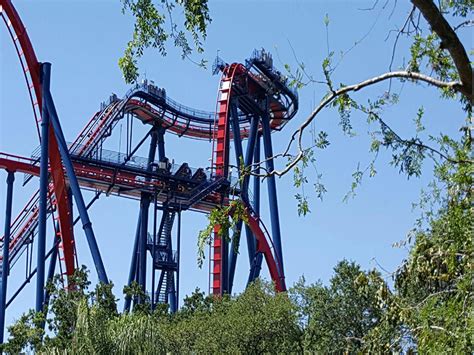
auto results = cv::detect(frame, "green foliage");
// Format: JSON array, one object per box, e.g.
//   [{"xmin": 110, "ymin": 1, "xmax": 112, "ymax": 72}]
[
  {"xmin": 4, "ymin": 278, "xmax": 302, "ymax": 354},
  {"xmin": 390, "ymin": 134, "xmax": 473, "ymax": 352},
  {"xmin": 292, "ymin": 145, "xmax": 327, "ymax": 216},
  {"xmin": 197, "ymin": 199, "xmax": 247, "ymax": 267},
  {"xmin": 164, "ymin": 281, "xmax": 301, "ymax": 354},
  {"xmin": 356, "ymin": 134, "xmax": 473, "ymax": 352},
  {"xmin": 119, "ymin": 0, "xmax": 211, "ymax": 83},
  {"xmin": 0, "ymin": 310, "xmax": 45, "ymax": 354},
  {"xmin": 291, "ymin": 260, "xmax": 399, "ymax": 353},
  {"xmin": 441, "ymin": 0, "xmax": 474, "ymax": 16},
  {"xmin": 123, "ymin": 281, "xmax": 151, "ymax": 314},
  {"xmin": 43, "ymin": 266, "xmax": 92, "ymax": 349}
]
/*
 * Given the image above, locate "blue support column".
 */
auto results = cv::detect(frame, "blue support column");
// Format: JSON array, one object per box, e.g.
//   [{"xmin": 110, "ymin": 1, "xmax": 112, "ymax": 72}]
[
  {"xmin": 228, "ymin": 101, "xmax": 244, "ymax": 292},
  {"xmin": 248, "ymin": 136, "xmax": 263, "ymax": 284},
  {"xmin": 243, "ymin": 116, "xmax": 260, "ymax": 263},
  {"xmin": 138, "ymin": 202, "xmax": 149, "ymax": 294},
  {"xmin": 176, "ymin": 210, "xmax": 181, "ymax": 310},
  {"xmin": 253, "ymin": 136, "xmax": 261, "ymax": 215},
  {"xmin": 261, "ymin": 112, "xmax": 284, "ymax": 279},
  {"xmin": 43, "ymin": 235, "xmax": 59, "ymax": 312},
  {"xmin": 44, "ymin": 69, "xmax": 108, "ymax": 284},
  {"xmin": 228, "ymin": 219, "xmax": 243, "ymax": 293},
  {"xmin": 0, "ymin": 172, "xmax": 15, "ymax": 344},
  {"xmin": 124, "ymin": 214, "xmax": 141, "ymax": 312},
  {"xmin": 138, "ymin": 127, "xmax": 159, "ymax": 296},
  {"xmin": 242, "ymin": 115, "xmax": 259, "ymax": 199},
  {"xmin": 36, "ymin": 63, "xmax": 51, "ymax": 313},
  {"xmin": 168, "ymin": 273, "xmax": 177, "ymax": 313},
  {"xmin": 157, "ymin": 126, "xmax": 166, "ymax": 161}
]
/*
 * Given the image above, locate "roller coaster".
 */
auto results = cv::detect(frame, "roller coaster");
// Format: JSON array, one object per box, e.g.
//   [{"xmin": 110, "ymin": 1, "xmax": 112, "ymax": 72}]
[{"xmin": 0, "ymin": 0, "xmax": 298, "ymax": 342}]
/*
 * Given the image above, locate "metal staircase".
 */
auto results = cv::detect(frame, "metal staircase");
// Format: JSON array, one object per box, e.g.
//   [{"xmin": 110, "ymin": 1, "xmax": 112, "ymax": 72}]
[{"xmin": 147, "ymin": 210, "xmax": 177, "ymax": 307}]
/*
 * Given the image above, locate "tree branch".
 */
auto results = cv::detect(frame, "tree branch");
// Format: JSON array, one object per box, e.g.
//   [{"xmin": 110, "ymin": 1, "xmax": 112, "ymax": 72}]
[
  {"xmin": 411, "ymin": 0, "xmax": 473, "ymax": 101},
  {"xmin": 262, "ymin": 71, "xmax": 462, "ymax": 178}
]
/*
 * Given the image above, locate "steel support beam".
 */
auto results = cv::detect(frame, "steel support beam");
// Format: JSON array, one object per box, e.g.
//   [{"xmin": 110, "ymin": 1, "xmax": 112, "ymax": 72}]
[
  {"xmin": 157, "ymin": 126, "xmax": 166, "ymax": 161},
  {"xmin": 176, "ymin": 210, "xmax": 181, "ymax": 311},
  {"xmin": 248, "ymin": 136, "xmax": 263, "ymax": 284},
  {"xmin": 153, "ymin": 129, "xmax": 165, "ymax": 308},
  {"xmin": 44, "ymin": 67, "xmax": 108, "ymax": 284},
  {"xmin": 43, "ymin": 234, "xmax": 59, "ymax": 314},
  {"xmin": 168, "ymin": 273, "xmax": 177, "ymax": 313},
  {"xmin": 36, "ymin": 63, "xmax": 51, "ymax": 313},
  {"xmin": 243, "ymin": 116, "xmax": 260, "ymax": 264},
  {"xmin": 261, "ymin": 112, "xmax": 284, "ymax": 279},
  {"xmin": 123, "ymin": 214, "xmax": 141, "ymax": 312},
  {"xmin": 228, "ymin": 101, "xmax": 244, "ymax": 292},
  {"xmin": 253, "ymin": 136, "xmax": 261, "ymax": 215},
  {"xmin": 0, "ymin": 172, "xmax": 15, "ymax": 344},
  {"xmin": 138, "ymin": 126, "xmax": 159, "ymax": 297}
]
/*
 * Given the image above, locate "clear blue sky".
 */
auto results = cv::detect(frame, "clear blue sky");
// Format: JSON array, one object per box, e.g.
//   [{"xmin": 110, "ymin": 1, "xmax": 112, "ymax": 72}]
[{"xmin": 0, "ymin": 0, "xmax": 466, "ymax": 328}]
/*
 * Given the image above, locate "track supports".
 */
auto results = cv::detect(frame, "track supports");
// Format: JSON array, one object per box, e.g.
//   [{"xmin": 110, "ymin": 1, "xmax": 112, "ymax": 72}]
[
  {"xmin": 228, "ymin": 100, "xmax": 244, "ymax": 292},
  {"xmin": 36, "ymin": 62, "xmax": 51, "ymax": 313},
  {"xmin": 176, "ymin": 210, "xmax": 181, "ymax": 310},
  {"xmin": 43, "ymin": 235, "xmax": 58, "ymax": 313},
  {"xmin": 124, "ymin": 214, "xmax": 141, "ymax": 312},
  {"xmin": 243, "ymin": 116, "xmax": 260, "ymax": 263},
  {"xmin": 138, "ymin": 126, "xmax": 159, "ymax": 298},
  {"xmin": 0, "ymin": 172, "xmax": 15, "ymax": 343},
  {"xmin": 44, "ymin": 63, "xmax": 108, "ymax": 284},
  {"xmin": 261, "ymin": 109, "xmax": 284, "ymax": 280},
  {"xmin": 248, "ymin": 135, "xmax": 263, "ymax": 284}
]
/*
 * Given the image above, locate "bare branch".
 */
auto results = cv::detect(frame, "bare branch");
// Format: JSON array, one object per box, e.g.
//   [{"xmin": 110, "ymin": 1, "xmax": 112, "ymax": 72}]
[
  {"xmin": 388, "ymin": 6, "xmax": 416, "ymax": 72},
  {"xmin": 263, "ymin": 71, "xmax": 462, "ymax": 178},
  {"xmin": 454, "ymin": 19, "xmax": 474, "ymax": 32}
]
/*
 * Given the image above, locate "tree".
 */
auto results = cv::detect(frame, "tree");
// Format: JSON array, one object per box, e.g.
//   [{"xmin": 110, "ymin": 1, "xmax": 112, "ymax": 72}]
[
  {"xmin": 291, "ymin": 260, "xmax": 399, "ymax": 353},
  {"xmin": 391, "ymin": 133, "xmax": 472, "ymax": 351},
  {"xmin": 1, "ymin": 267, "xmax": 117, "ymax": 354},
  {"xmin": 163, "ymin": 281, "xmax": 301, "ymax": 353},
  {"xmin": 347, "ymin": 132, "xmax": 473, "ymax": 352},
  {"xmin": 2, "ymin": 277, "xmax": 301, "ymax": 354}
]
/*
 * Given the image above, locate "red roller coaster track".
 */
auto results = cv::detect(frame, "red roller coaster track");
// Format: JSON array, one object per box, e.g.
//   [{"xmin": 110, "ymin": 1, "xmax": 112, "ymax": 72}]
[{"xmin": 1, "ymin": 0, "xmax": 76, "ymax": 278}]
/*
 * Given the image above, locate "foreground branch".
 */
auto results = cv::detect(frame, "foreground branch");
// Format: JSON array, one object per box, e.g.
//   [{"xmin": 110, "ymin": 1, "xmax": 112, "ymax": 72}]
[
  {"xmin": 263, "ymin": 71, "xmax": 462, "ymax": 178},
  {"xmin": 411, "ymin": 0, "xmax": 473, "ymax": 101}
]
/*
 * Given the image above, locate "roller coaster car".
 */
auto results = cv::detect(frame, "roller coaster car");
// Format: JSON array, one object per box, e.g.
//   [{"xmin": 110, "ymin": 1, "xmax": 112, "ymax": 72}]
[
  {"xmin": 108, "ymin": 93, "xmax": 119, "ymax": 104},
  {"xmin": 174, "ymin": 163, "xmax": 192, "ymax": 180},
  {"xmin": 147, "ymin": 84, "xmax": 166, "ymax": 99},
  {"xmin": 191, "ymin": 168, "xmax": 207, "ymax": 183},
  {"xmin": 151, "ymin": 159, "xmax": 171, "ymax": 175}
]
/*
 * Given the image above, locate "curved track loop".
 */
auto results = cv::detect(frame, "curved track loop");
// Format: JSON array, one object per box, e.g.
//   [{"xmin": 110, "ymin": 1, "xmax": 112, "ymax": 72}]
[
  {"xmin": 1, "ymin": 0, "xmax": 76, "ymax": 279},
  {"xmin": 211, "ymin": 63, "xmax": 286, "ymax": 294}
]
